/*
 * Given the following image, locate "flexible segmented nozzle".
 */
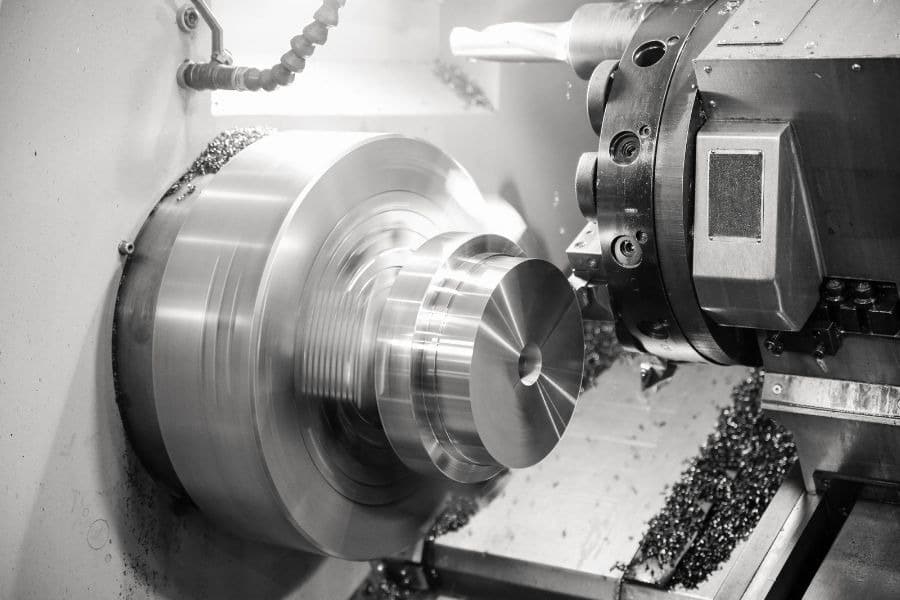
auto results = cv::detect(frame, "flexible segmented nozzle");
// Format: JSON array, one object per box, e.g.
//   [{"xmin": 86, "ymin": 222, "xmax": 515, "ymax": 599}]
[{"xmin": 178, "ymin": 0, "xmax": 346, "ymax": 92}]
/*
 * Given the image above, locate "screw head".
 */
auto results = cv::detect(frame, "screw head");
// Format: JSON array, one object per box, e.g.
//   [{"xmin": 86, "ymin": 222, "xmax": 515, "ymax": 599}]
[
  {"xmin": 118, "ymin": 240, "xmax": 135, "ymax": 256},
  {"xmin": 611, "ymin": 234, "xmax": 642, "ymax": 268},
  {"xmin": 851, "ymin": 63, "xmax": 862, "ymax": 72},
  {"xmin": 772, "ymin": 383, "xmax": 783, "ymax": 395},
  {"xmin": 853, "ymin": 281, "xmax": 875, "ymax": 305},
  {"xmin": 176, "ymin": 5, "xmax": 199, "ymax": 32},
  {"xmin": 764, "ymin": 334, "xmax": 784, "ymax": 356}
]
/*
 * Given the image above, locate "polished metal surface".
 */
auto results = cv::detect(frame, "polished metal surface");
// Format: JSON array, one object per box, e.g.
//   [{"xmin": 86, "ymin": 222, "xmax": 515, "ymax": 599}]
[
  {"xmin": 592, "ymin": 0, "xmax": 732, "ymax": 363},
  {"xmin": 449, "ymin": 2, "xmax": 649, "ymax": 79},
  {"xmin": 694, "ymin": 0, "xmax": 900, "ymax": 387},
  {"xmin": 115, "ymin": 130, "xmax": 583, "ymax": 559},
  {"xmin": 136, "ymin": 132, "xmax": 477, "ymax": 558},
  {"xmin": 803, "ymin": 500, "xmax": 900, "ymax": 600},
  {"xmin": 711, "ymin": 466, "xmax": 809, "ymax": 600},
  {"xmin": 693, "ymin": 122, "xmax": 824, "ymax": 331},
  {"xmin": 377, "ymin": 233, "xmax": 584, "ymax": 483},
  {"xmin": 763, "ymin": 373, "xmax": 900, "ymax": 492},
  {"xmin": 585, "ymin": 59, "xmax": 619, "ymax": 137},
  {"xmin": 450, "ymin": 20, "xmax": 569, "ymax": 63},
  {"xmin": 114, "ymin": 180, "xmax": 201, "ymax": 495},
  {"xmin": 695, "ymin": 0, "xmax": 900, "ymax": 289},
  {"xmin": 650, "ymin": 0, "xmax": 758, "ymax": 367},
  {"xmin": 716, "ymin": 0, "xmax": 819, "ymax": 46},
  {"xmin": 763, "ymin": 373, "xmax": 900, "ymax": 424}
]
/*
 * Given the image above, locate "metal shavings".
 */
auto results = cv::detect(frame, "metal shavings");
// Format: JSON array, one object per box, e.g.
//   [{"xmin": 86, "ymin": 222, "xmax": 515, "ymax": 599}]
[
  {"xmin": 164, "ymin": 127, "xmax": 273, "ymax": 202},
  {"xmin": 433, "ymin": 60, "xmax": 494, "ymax": 110},
  {"xmin": 428, "ymin": 495, "xmax": 480, "ymax": 540},
  {"xmin": 627, "ymin": 370, "xmax": 797, "ymax": 589},
  {"xmin": 718, "ymin": 0, "xmax": 743, "ymax": 15},
  {"xmin": 355, "ymin": 492, "xmax": 498, "ymax": 600},
  {"xmin": 582, "ymin": 319, "xmax": 622, "ymax": 390},
  {"xmin": 356, "ymin": 564, "xmax": 429, "ymax": 600}
]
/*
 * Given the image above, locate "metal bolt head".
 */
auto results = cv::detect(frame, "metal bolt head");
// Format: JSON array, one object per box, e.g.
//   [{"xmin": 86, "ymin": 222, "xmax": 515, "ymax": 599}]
[
  {"xmin": 703, "ymin": 65, "xmax": 712, "ymax": 74},
  {"xmin": 853, "ymin": 280, "xmax": 875, "ymax": 305},
  {"xmin": 825, "ymin": 278, "xmax": 844, "ymax": 293},
  {"xmin": 764, "ymin": 334, "xmax": 784, "ymax": 356},
  {"xmin": 176, "ymin": 5, "xmax": 199, "ymax": 32},
  {"xmin": 118, "ymin": 240, "xmax": 135, "ymax": 256},
  {"xmin": 772, "ymin": 383, "xmax": 783, "ymax": 395},
  {"xmin": 851, "ymin": 63, "xmax": 862, "ymax": 72},
  {"xmin": 611, "ymin": 234, "xmax": 642, "ymax": 268}
]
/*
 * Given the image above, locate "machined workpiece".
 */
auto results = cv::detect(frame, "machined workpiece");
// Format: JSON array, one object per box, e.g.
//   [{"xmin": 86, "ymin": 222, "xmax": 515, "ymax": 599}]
[{"xmin": 113, "ymin": 130, "xmax": 584, "ymax": 559}]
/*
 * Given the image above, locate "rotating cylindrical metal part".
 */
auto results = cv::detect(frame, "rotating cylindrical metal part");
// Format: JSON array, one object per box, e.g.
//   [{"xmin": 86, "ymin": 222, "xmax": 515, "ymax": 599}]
[
  {"xmin": 377, "ymin": 233, "xmax": 584, "ymax": 483},
  {"xmin": 114, "ymin": 131, "xmax": 584, "ymax": 559}
]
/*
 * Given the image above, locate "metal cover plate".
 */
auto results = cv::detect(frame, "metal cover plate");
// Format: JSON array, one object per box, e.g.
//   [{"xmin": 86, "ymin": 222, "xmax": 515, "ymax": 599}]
[
  {"xmin": 763, "ymin": 373, "xmax": 900, "ymax": 425},
  {"xmin": 716, "ymin": 0, "xmax": 819, "ymax": 46},
  {"xmin": 803, "ymin": 500, "xmax": 900, "ymax": 600}
]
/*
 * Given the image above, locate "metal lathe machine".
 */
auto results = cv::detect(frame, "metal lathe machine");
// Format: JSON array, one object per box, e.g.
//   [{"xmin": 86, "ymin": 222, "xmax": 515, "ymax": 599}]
[
  {"xmin": 113, "ymin": 0, "xmax": 899, "ymax": 597},
  {"xmin": 2, "ymin": 0, "xmax": 898, "ymax": 598}
]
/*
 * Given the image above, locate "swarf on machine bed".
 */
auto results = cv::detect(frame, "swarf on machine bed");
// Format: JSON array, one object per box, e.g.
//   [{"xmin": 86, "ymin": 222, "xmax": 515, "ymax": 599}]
[{"xmin": 626, "ymin": 371, "xmax": 798, "ymax": 589}]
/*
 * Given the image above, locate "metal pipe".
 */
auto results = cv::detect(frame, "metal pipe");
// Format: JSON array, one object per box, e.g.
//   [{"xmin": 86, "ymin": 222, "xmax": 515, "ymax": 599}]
[
  {"xmin": 189, "ymin": 0, "xmax": 226, "ymax": 63},
  {"xmin": 177, "ymin": 0, "xmax": 345, "ymax": 92}
]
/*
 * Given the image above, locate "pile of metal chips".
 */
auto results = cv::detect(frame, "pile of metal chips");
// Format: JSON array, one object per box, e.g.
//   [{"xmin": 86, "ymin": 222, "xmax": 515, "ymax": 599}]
[
  {"xmin": 427, "ymin": 495, "xmax": 481, "ymax": 541},
  {"xmin": 356, "ymin": 564, "xmax": 420, "ymax": 600},
  {"xmin": 164, "ymin": 128, "xmax": 272, "ymax": 202},
  {"xmin": 432, "ymin": 60, "xmax": 494, "ymax": 110},
  {"xmin": 582, "ymin": 319, "xmax": 622, "ymax": 390},
  {"xmin": 628, "ymin": 370, "xmax": 798, "ymax": 589}
]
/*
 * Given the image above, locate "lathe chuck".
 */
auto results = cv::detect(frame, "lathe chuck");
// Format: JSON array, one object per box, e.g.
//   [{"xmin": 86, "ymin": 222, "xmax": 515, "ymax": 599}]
[{"xmin": 113, "ymin": 131, "xmax": 584, "ymax": 559}]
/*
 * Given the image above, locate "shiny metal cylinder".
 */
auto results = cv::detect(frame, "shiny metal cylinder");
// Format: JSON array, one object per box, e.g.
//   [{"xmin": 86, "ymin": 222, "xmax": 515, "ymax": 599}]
[
  {"xmin": 449, "ymin": 2, "xmax": 652, "ymax": 80},
  {"xmin": 114, "ymin": 131, "xmax": 584, "ymax": 559},
  {"xmin": 568, "ymin": 2, "xmax": 652, "ymax": 79},
  {"xmin": 377, "ymin": 233, "xmax": 584, "ymax": 483}
]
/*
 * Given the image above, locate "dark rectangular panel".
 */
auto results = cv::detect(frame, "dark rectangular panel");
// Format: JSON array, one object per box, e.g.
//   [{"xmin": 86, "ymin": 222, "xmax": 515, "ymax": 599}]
[{"xmin": 708, "ymin": 151, "xmax": 763, "ymax": 240}]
